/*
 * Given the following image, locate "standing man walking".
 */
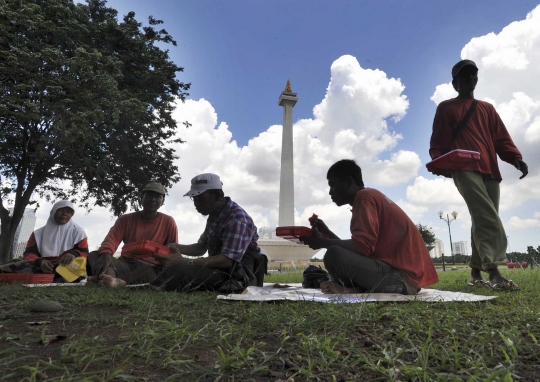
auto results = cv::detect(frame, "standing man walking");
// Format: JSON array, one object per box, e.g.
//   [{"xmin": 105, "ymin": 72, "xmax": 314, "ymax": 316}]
[{"xmin": 429, "ymin": 59, "xmax": 528, "ymax": 289}]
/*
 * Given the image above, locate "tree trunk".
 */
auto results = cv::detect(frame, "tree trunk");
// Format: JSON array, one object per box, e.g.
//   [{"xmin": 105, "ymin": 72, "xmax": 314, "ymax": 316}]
[
  {"xmin": 0, "ymin": 178, "xmax": 39, "ymax": 264},
  {"xmin": 0, "ymin": 215, "xmax": 20, "ymax": 264}
]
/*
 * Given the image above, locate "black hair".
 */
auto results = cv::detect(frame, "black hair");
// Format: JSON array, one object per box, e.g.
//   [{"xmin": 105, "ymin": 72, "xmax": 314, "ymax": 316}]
[{"xmin": 327, "ymin": 159, "xmax": 364, "ymax": 187}]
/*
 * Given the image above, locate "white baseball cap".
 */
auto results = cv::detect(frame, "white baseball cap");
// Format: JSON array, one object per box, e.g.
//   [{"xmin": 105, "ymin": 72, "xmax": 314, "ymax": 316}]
[{"xmin": 184, "ymin": 173, "xmax": 223, "ymax": 197}]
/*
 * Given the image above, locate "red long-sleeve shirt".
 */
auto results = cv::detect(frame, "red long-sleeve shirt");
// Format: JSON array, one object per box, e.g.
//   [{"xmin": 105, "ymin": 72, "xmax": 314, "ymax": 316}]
[
  {"xmin": 430, "ymin": 98, "xmax": 522, "ymax": 181},
  {"xmin": 350, "ymin": 188, "xmax": 439, "ymax": 289},
  {"xmin": 23, "ymin": 233, "xmax": 89, "ymax": 265},
  {"xmin": 98, "ymin": 212, "xmax": 178, "ymax": 257}
]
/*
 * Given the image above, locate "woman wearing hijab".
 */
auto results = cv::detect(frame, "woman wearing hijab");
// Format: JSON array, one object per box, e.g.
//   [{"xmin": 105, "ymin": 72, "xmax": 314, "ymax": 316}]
[{"xmin": 23, "ymin": 200, "xmax": 88, "ymax": 274}]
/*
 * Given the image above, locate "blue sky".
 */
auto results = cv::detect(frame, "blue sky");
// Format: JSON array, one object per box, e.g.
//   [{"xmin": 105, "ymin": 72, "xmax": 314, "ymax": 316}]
[
  {"xmin": 106, "ymin": 0, "xmax": 535, "ymax": 148},
  {"xmin": 32, "ymin": 1, "xmax": 540, "ymax": 258}
]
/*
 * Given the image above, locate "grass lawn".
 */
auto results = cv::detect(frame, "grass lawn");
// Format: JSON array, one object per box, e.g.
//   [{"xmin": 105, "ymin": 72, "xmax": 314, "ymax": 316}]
[{"xmin": 1, "ymin": 269, "xmax": 540, "ymax": 381}]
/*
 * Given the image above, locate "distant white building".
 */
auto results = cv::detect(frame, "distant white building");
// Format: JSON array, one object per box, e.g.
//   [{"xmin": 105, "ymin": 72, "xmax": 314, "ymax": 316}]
[
  {"xmin": 9, "ymin": 208, "xmax": 37, "ymax": 258},
  {"xmin": 453, "ymin": 241, "xmax": 469, "ymax": 257},
  {"xmin": 429, "ymin": 239, "xmax": 444, "ymax": 258}
]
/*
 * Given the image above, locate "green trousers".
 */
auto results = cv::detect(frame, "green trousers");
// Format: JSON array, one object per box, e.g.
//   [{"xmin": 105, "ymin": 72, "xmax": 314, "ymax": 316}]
[{"xmin": 452, "ymin": 171, "xmax": 507, "ymax": 270}]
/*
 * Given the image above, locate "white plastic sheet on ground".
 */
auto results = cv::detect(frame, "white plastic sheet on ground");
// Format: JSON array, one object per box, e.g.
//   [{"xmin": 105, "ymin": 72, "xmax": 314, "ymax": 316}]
[
  {"xmin": 23, "ymin": 281, "xmax": 88, "ymax": 287},
  {"xmin": 217, "ymin": 283, "xmax": 497, "ymax": 303}
]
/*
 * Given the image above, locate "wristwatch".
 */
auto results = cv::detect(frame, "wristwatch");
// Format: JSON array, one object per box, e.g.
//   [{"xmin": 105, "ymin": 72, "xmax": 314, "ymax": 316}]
[{"xmin": 187, "ymin": 258, "xmax": 194, "ymax": 266}]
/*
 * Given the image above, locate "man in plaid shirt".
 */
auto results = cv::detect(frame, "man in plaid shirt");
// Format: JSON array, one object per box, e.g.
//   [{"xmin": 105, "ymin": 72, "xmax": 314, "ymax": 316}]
[{"xmin": 152, "ymin": 173, "xmax": 266, "ymax": 292}]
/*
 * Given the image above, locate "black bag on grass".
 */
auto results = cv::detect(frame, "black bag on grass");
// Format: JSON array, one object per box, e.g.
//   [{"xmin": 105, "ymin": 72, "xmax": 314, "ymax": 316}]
[{"xmin": 302, "ymin": 265, "xmax": 329, "ymax": 288}]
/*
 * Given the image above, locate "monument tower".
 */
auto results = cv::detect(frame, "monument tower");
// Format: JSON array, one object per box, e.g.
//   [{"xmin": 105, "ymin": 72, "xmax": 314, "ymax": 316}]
[
  {"xmin": 257, "ymin": 80, "xmax": 319, "ymax": 262},
  {"xmin": 278, "ymin": 79, "xmax": 297, "ymax": 226}
]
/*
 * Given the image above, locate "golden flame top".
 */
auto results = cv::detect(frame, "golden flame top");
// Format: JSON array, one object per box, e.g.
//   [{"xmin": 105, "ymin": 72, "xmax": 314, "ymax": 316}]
[{"xmin": 284, "ymin": 79, "xmax": 292, "ymax": 93}]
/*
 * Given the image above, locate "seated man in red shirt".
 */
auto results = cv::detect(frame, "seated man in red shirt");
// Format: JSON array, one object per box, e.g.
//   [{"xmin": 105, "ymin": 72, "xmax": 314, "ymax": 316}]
[
  {"xmin": 302, "ymin": 160, "xmax": 438, "ymax": 295},
  {"xmin": 88, "ymin": 182, "xmax": 178, "ymax": 287}
]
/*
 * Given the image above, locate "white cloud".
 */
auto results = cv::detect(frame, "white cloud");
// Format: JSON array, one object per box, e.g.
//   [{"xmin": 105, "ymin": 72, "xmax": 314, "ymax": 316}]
[
  {"xmin": 405, "ymin": 176, "xmax": 465, "ymax": 207},
  {"xmin": 402, "ymin": 175, "xmax": 472, "ymax": 235},
  {"xmin": 394, "ymin": 199, "xmax": 428, "ymax": 222},
  {"xmin": 372, "ymin": 151, "xmax": 422, "ymax": 186},
  {"xmin": 499, "ymin": 173, "xmax": 540, "ymax": 210},
  {"xmin": 164, "ymin": 55, "xmax": 418, "ymax": 242},
  {"xmin": 505, "ymin": 216, "xmax": 540, "ymax": 231},
  {"xmin": 431, "ymin": 83, "xmax": 456, "ymax": 105},
  {"xmin": 525, "ymin": 116, "xmax": 540, "ymax": 143}
]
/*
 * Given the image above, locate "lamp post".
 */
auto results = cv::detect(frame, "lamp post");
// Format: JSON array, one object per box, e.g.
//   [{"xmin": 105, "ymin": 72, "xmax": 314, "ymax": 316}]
[{"xmin": 439, "ymin": 211, "xmax": 458, "ymax": 266}]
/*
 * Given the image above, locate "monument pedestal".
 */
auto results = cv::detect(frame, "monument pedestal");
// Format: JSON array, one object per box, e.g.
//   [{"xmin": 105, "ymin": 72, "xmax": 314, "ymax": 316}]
[{"xmin": 258, "ymin": 237, "xmax": 321, "ymax": 262}]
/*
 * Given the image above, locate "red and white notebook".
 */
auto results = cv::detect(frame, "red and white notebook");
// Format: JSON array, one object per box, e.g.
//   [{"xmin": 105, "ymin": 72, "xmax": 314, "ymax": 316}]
[
  {"xmin": 276, "ymin": 226, "xmax": 329, "ymax": 244},
  {"xmin": 426, "ymin": 149, "xmax": 480, "ymax": 173}
]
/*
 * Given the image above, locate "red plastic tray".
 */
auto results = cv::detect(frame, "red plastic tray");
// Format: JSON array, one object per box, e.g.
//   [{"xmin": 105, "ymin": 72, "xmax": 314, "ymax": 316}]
[
  {"xmin": 426, "ymin": 149, "xmax": 480, "ymax": 172},
  {"xmin": 121, "ymin": 240, "xmax": 170, "ymax": 261},
  {"xmin": 0, "ymin": 273, "xmax": 55, "ymax": 284},
  {"xmin": 276, "ymin": 226, "xmax": 329, "ymax": 244}
]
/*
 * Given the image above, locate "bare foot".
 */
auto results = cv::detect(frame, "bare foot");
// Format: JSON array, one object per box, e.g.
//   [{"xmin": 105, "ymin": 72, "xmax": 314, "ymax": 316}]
[
  {"xmin": 320, "ymin": 281, "xmax": 362, "ymax": 294},
  {"xmin": 487, "ymin": 267, "xmax": 508, "ymax": 285},
  {"xmin": 98, "ymin": 274, "xmax": 126, "ymax": 288},
  {"xmin": 470, "ymin": 268, "xmax": 487, "ymax": 284}
]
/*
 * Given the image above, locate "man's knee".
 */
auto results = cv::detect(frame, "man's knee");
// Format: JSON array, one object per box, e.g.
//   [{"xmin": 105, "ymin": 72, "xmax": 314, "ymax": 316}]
[{"xmin": 323, "ymin": 246, "xmax": 345, "ymax": 269}]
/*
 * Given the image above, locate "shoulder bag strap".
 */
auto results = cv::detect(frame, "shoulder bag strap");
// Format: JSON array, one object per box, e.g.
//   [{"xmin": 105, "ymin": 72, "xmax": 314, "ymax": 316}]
[{"xmin": 452, "ymin": 99, "xmax": 478, "ymax": 141}]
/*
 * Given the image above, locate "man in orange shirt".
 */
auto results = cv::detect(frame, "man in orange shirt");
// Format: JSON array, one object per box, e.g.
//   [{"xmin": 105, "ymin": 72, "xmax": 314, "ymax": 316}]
[
  {"xmin": 302, "ymin": 160, "xmax": 438, "ymax": 295},
  {"xmin": 429, "ymin": 59, "xmax": 528, "ymax": 289},
  {"xmin": 88, "ymin": 182, "xmax": 178, "ymax": 287}
]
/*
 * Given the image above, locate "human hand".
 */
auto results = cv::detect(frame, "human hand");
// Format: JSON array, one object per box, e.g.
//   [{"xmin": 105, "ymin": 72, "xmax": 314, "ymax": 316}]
[
  {"xmin": 153, "ymin": 245, "xmax": 186, "ymax": 267},
  {"xmin": 514, "ymin": 158, "xmax": 528, "ymax": 179},
  {"xmin": 40, "ymin": 260, "xmax": 54, "ymax": 274},
  {"xmin": 311, "ymin": 218, "xmax": 332, "ymax": 237},
  {"xmin": 59, "ymin": 253, "xmax": 75, "ymax": 266},
  {"xmin": 300, "ymin": 225, "xmax": 325, "ymax": 250}
]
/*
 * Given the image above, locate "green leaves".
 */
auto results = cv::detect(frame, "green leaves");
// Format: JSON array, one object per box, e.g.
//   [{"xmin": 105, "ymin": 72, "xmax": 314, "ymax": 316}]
[
  {"xmin": 416, "ymin": 223, "xmax": 436, "ymax": 246},
  {"xmin": 0, "ymin": 0, "xmax": 190, "ymax": 260}
]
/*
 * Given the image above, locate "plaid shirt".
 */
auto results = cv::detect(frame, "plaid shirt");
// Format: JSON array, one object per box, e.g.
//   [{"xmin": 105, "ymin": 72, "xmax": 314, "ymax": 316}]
[{"xmin": 197, "ymin": 198, "xmax": 260, "ymax": 262}]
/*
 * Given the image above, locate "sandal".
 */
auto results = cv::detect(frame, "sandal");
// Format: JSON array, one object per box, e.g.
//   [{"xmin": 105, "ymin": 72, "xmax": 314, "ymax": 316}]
[
  {"xmin": 491, "ymin": 280, "xmax": 519, "ymax": 291},
  {"xmin": 468, "ymin": 279, "xmax": 491, "ymax": 288}
]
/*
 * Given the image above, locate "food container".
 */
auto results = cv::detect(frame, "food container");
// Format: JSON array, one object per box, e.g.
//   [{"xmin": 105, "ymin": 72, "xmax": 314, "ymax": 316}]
[
  {"xmin": 426, "ymin": 149, "xmax": 480, "ymax": 172},
  {"xmin": 276, "ymin": 226, "xmax": 329, "ymax": 244},
  {"xmin": 0, "ymin": 273, "xmax": 55, "ymax": 284},
  {"xmin": 121, "ymin": 240, "xmax": 170, "ymax": 264}
]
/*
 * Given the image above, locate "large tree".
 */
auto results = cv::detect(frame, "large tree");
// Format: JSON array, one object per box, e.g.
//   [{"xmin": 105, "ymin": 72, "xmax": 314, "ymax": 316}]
[{"xmin": 0, "ymin": 0, "xmax": 190, "ymax": 262}]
